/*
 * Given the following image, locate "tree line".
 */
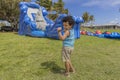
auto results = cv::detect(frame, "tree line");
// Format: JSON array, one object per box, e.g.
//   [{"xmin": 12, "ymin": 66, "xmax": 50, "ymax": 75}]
[{"xmin": 0, "ymin": 0, "xmax": 95, "ymax": 28}]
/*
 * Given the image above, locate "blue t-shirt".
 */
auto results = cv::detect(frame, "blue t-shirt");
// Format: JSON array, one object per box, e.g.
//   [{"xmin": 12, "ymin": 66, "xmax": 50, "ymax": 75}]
[{"xmin": 63, "ymin": 29, "xmax": 75, "ymax": 47}]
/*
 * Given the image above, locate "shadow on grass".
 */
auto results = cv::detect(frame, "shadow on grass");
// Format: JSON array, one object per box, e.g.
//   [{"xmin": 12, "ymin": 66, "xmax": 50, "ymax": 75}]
[{"xmin": 41, "ymin": 61, "xmax": 65, "ymax": 74}]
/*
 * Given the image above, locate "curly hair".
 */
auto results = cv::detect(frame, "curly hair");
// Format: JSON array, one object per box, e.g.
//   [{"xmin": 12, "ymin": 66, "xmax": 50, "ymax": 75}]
[{"xmin": 62, "ymin": 16, "xmax": 75, "ymax": 27}]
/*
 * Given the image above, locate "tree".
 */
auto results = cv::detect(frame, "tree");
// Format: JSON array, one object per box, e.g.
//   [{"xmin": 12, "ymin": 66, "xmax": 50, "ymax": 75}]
[
  {"xmin": 0, "ymin": 0, "xmax": 21, "ymax": 30},
  {"xmin": 89, "ymin": 15, "xmax": 95, "ymax": 25},
  {"xmin": 38, "ymin": 0, "xmax": 52, "ymax": 11},
  {"xmin": 53, "ymin": 0, "xmax": 68, "ymax": 14},
  {"xmin": 50, "ymin": 0, "xmax": 68, "ymax": 20},
  {"xmin": 37, "ymin": 0, "xmax": 57, "ymax": 20},
  {"xmin": 62, "ymin": 9, "xmax": 68, "ymax": 14},
  {"xmin": 37, "ymin": 0, "xmax": 68, "ymax": 20},
  {"xmin": 82, "ymin": 12, "xmax": 95, "ymax": 25},
  {"xmin": 82, "ymin": 12, "xmax": 89, "ymax": 23}
]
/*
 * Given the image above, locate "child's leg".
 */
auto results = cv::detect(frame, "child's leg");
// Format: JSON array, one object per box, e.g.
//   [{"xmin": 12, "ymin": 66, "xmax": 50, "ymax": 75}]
[
  {"xmin": 69, "ymin": 61, "xmax": 75, "ymax": 73},
  {"xmin": 65, "ymin": 61, "xmax": 70, "ymax": 73},
  {"xmin": 64, "ymin": 61, "xmax": 70, "ymax": 76}
]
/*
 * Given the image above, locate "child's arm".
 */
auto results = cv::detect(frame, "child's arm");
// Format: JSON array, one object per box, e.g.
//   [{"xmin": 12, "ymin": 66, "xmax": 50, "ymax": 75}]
[{"xmin": 57, "ymin": 27, "xmax": 69, "ymax": 40}]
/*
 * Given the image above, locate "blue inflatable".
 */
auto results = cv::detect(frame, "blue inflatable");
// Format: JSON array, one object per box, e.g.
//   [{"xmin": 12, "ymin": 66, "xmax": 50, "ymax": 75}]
[
  {"xmin": 104, "ymin": 32, "xmax": 120, "ymax": 39},
  {"xmin": 84, "ymin": 31, "xmax": 120, "ymax": 39},
  {"xmin": 18, "ymin": 1, "xmax": 84, "ymax": 39}
]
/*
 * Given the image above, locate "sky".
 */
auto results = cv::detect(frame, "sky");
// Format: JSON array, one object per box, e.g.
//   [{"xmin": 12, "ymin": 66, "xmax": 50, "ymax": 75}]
[{"xmin": 52, "ymin": 0, "xmax": 120, "ymax": 25}]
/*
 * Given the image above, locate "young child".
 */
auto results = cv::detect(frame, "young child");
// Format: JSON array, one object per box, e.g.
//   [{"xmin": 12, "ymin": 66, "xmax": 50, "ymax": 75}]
[{"xmin": 57, "ymin": 16, "xmax": 75, "ymax": 77}]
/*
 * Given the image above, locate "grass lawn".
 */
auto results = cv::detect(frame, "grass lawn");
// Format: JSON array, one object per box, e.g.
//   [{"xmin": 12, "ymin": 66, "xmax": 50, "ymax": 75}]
[{"xmin": 0, "ymin": 32, "xmax": 120, "ymax": 80}]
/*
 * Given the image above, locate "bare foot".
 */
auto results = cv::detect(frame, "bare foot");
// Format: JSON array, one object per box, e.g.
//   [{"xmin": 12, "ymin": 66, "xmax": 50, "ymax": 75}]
[
  {"xmin": 70, "ymin": 69, "xmax": 75, "ymax": 73},
  {"xmin": 64, "ymin": 72, "xmax": 70, "ymax": 77}
]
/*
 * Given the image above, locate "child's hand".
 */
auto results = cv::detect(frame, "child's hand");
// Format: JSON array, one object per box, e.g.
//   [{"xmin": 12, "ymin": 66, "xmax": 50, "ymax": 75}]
[{"xmin": 57, "ymin": 27, "xmax": 62, "ymax": 32}]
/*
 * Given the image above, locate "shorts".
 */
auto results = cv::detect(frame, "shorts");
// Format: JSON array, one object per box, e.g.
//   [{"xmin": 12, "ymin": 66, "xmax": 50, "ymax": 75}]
[{"xmin": 62, "ymin": 47, "xmax": 74, "ymax": 62}]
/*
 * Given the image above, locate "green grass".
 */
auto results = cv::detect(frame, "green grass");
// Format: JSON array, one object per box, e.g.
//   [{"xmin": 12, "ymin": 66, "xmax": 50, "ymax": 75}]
[{"xmin": 0, "ymin": 32, "xmax": 120, "ymax": 80}]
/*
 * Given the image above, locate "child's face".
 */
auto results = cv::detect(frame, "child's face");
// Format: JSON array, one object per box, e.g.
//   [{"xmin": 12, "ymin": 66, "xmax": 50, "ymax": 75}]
[{"xmin": 63, "ymin": 22, "xmax": 72, "ymax": 30}]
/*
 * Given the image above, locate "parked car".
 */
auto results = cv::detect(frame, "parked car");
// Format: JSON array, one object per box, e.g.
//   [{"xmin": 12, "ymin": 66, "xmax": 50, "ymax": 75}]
[
  {"xmin": 0, "ymin": 20, "xmax": 11, "ymax": 26},
  {"xmin": 0, "ymin": 20, "xmax": 14, "ymax": 32},
  {"xmin": 0, "ymin": 26, "xmax": 14, "ymax": 32}
]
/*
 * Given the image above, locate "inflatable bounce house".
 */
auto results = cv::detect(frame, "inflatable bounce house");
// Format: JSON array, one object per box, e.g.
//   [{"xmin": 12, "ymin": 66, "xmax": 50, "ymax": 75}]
[
  {"xmin": 18, "ymin": 1, "xmax": 83, "ymax": 39},
  {"xmin": 81, "ymin": 30, "xmax": 120, "ymax": 39}
]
